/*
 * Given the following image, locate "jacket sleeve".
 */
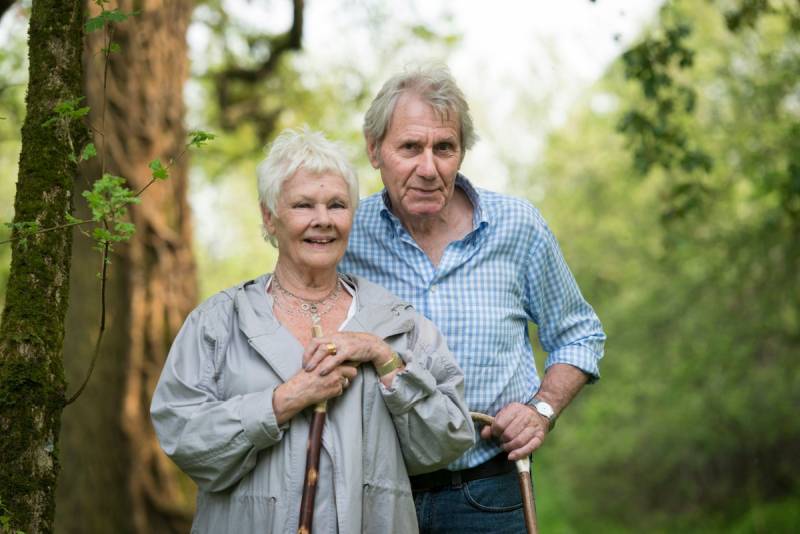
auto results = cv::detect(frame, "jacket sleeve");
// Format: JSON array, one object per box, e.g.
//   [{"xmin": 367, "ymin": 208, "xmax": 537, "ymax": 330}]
[
  {"xmin": 149, "ymin": 301, "xmax": 285, "ymax": 492},
  {"xmin": 379, "ymin": 314, "xmax": 476, "ymax": 475}
]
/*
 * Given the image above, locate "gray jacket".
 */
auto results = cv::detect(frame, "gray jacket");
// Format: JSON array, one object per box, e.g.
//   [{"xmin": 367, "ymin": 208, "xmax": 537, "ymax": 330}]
[{"xmin": 150, "ymin": 274, "xmax": 475, "ymax": 533}]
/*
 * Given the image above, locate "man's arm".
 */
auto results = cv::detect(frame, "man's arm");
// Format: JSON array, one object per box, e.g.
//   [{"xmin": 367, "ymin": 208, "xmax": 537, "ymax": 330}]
[{"xmin": 480, "ymin": 363, "xmax": 588, "ymax": 460}]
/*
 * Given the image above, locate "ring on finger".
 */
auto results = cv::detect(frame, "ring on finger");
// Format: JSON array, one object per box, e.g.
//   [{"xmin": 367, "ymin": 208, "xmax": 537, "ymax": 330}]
[
  {"xmin": 326, "ymin": 343, "xmax": 337, "ymax": 356},
  {"xmin": 342, "ymin": 377, "xmax": 350, "ymax": 388}
]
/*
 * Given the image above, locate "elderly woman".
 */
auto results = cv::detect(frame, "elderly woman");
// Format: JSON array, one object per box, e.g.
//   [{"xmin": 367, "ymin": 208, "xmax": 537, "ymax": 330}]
[{"xmin": 150, "ymin": 128, "xmax": 474, "ymax": 533}]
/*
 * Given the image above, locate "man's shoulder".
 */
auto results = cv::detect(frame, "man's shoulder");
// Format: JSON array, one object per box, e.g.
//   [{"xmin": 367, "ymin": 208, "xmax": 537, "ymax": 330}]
[
  {"xmin": 348, "ymin": 192, "xmax": 388, "ymax": 247},
  {"xmin": 477, "ymin": 187, "xmax": 547, "ymax": 231},
  {"xmin": 354, "ymin": 191, "xmax": 384, "ymax": 216}
]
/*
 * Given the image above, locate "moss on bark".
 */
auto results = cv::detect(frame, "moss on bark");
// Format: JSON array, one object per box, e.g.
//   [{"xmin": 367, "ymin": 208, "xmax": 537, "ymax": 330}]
[{"xmin": 0, "ymin": 1, "xmax": 86, "ymax": 532}]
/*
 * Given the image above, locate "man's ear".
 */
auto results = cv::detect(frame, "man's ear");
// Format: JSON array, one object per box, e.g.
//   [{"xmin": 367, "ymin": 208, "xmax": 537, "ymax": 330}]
[
  {"xmin": 366, "ymin": 137, "xmax": 381, "ymax": 169},
  {"xmin": 261, "ymin": 204, "xmax": 276, "ymax": 235}
]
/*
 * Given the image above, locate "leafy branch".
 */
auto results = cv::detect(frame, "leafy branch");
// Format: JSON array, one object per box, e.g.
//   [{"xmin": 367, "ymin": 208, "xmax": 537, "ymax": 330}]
[{"xmin": 0, "ymin": 2, "xmax": 214, "ymax": 406}]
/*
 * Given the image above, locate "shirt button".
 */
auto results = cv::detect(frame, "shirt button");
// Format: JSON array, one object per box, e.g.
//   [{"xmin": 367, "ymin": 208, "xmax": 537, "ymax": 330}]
[{"xmin": 430, "ymin": 285, "xmax": 437, "ymax": 293}]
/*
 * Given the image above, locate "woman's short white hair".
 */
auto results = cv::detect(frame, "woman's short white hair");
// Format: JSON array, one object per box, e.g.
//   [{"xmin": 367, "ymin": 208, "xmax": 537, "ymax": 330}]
[
  {"xmin": 256, "ymin": 127, "xmax": 359, "ymax": 245},
  {"xmin": 363, "ymin": 64, "xmax": 477, "ymax": 159}
]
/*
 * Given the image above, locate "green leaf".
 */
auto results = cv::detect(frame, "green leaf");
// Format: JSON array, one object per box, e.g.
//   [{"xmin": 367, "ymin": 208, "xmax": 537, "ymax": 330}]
[
  {"xmin": 80, "ymin": 143, "xmax": 97, "ymax": 161},
  {"xmin": 188, "ymin": 130, "xmax": 216, "ymax": 148},
  {"xmin": 85, "ymin": 9, "xmax": 139, "ymax": 33},
  {"xmin": 85, "ymin": 15, "xmax": 105, "ymax": 33},
  {"xmin": 148, "ymin": 159, "xmax": 169, "ymax": 181},
  {"xmin": 101, "ymin": 42, "xmax": 122, "ymax": 55},
  {"xmin": 82, "ymin": 173, "xmax": 139, "ymax": 222}
]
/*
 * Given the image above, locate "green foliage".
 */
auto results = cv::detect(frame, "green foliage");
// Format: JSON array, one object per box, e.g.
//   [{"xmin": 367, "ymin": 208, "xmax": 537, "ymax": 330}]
[
  {"xmin": 0, "ymin": 496, "xmax": 26, "ymax": 534},
  {"xmin": 80, "ymin": 142, "xmax": 97, "ymax": 162},
  {"xmin": 188, "ymin": 130, "xmax": 216, "ymax": 148},
  {"xmin": 41, "ymin": 97, "xmax": 89, "ymax": 128},
  {"xmin": 2, "ymin": 221, "xmax": 40, "ymax": 249},
  {"xmin": 521, "ymin": 1, "xmax": 800, "ymax": 531},
  {"xmin": 148, "ymin": 159, "xmax": 169, "ymax": 181},
  {"xmin": 618, "ymin": 11, "xmax": 713, "ymax": 178},
  {"xmin": 82, "ymin": 174, "xmax": 139, "ymax": 221},
  {"xmin": 85, "ymin": 8, "xmax": 139, "ymax": 34}
]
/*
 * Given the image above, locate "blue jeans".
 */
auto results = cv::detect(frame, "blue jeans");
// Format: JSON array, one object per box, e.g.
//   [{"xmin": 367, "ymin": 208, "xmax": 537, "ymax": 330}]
[{"xmin": 413, "ymin": 470, "xmax": 527, "ymax": 533}]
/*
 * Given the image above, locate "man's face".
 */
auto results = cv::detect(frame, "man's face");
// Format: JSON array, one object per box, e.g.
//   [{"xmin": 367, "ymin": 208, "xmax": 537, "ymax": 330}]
[{"xmin": 368, "ymin": 93, "xmax": 462, "ymax": 221}]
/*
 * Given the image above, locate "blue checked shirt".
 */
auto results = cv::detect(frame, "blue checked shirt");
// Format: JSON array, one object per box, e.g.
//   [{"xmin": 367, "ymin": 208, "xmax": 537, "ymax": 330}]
[{"xmin": 340, "ymin": 174, "xmax": 606, "ymax": 470}]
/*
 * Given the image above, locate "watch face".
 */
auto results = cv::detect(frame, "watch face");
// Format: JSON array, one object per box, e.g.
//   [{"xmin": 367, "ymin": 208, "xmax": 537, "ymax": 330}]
[{"xmin": 535, "ymin": 401, "xmax": 554, "ymax": 419}]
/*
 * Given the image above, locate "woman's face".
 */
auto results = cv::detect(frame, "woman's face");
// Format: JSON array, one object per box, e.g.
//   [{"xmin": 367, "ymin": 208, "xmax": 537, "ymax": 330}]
[{"xmin": 262, "ymin": 168, "xmax": 354, "ymax": 276}]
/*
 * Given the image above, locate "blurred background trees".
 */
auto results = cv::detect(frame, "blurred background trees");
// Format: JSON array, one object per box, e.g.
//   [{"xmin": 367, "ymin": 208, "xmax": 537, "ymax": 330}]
[
  {"xmin": 0, "ymin": 0, "xmax": 798, "ymax": 532},
  {"xmin": 527, "ymin": 1, "xmax": 800, "ymax": 532}
]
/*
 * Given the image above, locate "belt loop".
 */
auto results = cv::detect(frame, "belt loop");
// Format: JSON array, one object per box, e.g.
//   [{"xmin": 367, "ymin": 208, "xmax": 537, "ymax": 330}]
[{"xmin": 450, "ymin": 470, "xmax": 462, "ymax": 488}]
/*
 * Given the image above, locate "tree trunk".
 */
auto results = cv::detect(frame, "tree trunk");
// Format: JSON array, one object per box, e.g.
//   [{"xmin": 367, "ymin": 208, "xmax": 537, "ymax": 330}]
[
  {"xmin": 0, "ymin": 1, "xmax": 85, "ymax": 533},
  {"xmin": 56, "ymin": 2, "xmax": 197, "ymax": 533}
]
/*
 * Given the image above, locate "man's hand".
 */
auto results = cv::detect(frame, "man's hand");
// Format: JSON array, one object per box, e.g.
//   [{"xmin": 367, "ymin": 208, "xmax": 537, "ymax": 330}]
[
  {"xmin": 480, "ymin": 364, "xmax": 590, "ymax": 460},
  {"xmin": 479, "ymin": 402, "xmax": 549, "ymax": 461}
]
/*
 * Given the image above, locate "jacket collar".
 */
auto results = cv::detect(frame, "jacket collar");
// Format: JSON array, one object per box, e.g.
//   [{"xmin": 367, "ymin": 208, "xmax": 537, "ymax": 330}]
[{"xmin": 233, "ymin": 274, "xmax": 414, "ymax": 381}]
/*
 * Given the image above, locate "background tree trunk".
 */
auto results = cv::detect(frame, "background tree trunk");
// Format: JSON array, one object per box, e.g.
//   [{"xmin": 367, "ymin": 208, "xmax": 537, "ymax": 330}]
[
  {"xmin": 0, "ymin": 1, "xmax": 85, "ymax": 532},
  {"xmin": 56, "ymin": 2, "xmax": 196, "ymax": 533}
]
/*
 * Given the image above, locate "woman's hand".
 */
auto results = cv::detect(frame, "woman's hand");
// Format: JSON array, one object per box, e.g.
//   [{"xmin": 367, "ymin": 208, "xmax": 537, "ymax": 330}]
[
  {"xmin": 303, "ymin": 332, "xmax": 404, "ymax": 388},
  {"xmin": 302, "ymin": 332, "xmax": 393, "ymax": 375},
  {"xmin": 272, "ymin": 362, "xmax": 358, "ymax": 425}
]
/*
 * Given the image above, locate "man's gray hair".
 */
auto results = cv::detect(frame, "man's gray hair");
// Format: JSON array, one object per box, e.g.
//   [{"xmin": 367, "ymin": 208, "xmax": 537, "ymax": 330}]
[
  {"xmin": 363, "ymin": 64, "xmax": 477, "ymax": 158},
  {"xmin": 256, "ymin": 126, "xmax": 359, "ymax": 246}
]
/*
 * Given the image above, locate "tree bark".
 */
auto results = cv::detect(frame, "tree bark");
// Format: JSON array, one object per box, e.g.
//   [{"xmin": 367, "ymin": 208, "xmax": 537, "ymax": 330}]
[
  {"xmin": 0, "ymin": 1, "xmax": 85, "ymax": 533},
  {"xmin": 56, "ymin": 2, "xmax": 196, "ymax": 533}
]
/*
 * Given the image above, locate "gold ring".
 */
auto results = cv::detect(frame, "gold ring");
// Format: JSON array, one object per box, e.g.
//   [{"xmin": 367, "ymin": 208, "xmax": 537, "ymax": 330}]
[
  {"xmin": 342, "ymin": 377, "xmax": 350, "ymax": 388},
  {"xmin": 326, "ymin": 343, "xmax": 337, "ymax": 356}
]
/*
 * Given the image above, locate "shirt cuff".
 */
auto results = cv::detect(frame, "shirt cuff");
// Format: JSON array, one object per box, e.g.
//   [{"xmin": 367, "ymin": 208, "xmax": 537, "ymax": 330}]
[
  {"xmin": 239, "ymin": 385, "xmax": 285, "ymax": 448},
  {"xmin": 379, "ymin": 359, "xmax": 437, "ymax": 414},
  {"xmin": 545, "ymin": 347, "xmax": 602, "ymax": 383}
]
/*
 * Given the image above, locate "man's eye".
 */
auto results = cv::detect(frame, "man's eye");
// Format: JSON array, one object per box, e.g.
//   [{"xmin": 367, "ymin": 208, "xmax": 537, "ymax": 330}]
[
  {"xmin": 330, "ymin": 201, "xmax": 347, "ymax": 209},
  {"xmin": 294, "ymin": 203, "xmax": 311, "ymax": 209},
  {"xmin": 436, "ymin": 143, "xmax": 455, "ymax": 152}
]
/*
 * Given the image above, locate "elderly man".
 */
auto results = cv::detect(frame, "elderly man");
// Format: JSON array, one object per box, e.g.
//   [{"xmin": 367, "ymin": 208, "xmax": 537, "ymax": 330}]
[{"xmin": 339, "ymin": 65, "xmax": 606, "ymax": 533}]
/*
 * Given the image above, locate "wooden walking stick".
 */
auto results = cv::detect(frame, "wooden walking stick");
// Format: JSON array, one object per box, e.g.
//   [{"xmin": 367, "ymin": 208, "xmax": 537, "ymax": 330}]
[
  {"xmin": 297, "ymin": 324, "xmax": 328, "ymax": 534},
  {"xmin": 471, "ymin": 412, "xmax": 539, "ymax": 534}
]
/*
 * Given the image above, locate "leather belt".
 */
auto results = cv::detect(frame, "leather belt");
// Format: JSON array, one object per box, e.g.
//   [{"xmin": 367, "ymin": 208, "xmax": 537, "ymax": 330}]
[{"xmin": 409, "ymin": 454, "xmax": 514, "ymax": 492}]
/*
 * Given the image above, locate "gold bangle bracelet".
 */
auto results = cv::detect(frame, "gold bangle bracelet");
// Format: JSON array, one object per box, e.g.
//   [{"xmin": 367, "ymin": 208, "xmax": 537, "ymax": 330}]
[{"xmin": 375, "ymin": 352, "xmax": 401, "ymax": 377}]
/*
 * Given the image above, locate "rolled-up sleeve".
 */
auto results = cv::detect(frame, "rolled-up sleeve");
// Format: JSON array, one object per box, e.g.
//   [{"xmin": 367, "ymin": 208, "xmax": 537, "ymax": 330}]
[
  {"xmin": 526, "ymin": 222, "xmax": 606, "ymax": 382},
  {"xmin": 150, "ymin": 303, "xmax": 285, "ymax": 492},
  {"xmin": 380, "ymin": 315, "xmax": 476, "ymax": 475}
]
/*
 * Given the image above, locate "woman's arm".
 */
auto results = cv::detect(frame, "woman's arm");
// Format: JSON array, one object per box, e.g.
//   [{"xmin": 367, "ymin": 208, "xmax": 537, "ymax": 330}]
[
  {"xmin": 150, "ymin": 305, "xmax": 284, "ymax": 493},
  {"xmin": 377, "ymin": 316, "xmax": 476, "ymax": 475}
]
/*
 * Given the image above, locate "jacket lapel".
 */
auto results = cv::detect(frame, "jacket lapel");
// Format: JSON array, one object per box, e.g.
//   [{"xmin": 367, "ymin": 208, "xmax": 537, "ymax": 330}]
[{"xmin": 233, "ymin": 277, "xmax": 299, "ymax": 383}]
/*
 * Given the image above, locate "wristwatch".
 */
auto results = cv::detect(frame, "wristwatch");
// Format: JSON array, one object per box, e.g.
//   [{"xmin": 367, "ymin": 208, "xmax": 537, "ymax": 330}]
[{"xmin": 529, "ymin": 397, "xmax": 557, "ymax": 430}]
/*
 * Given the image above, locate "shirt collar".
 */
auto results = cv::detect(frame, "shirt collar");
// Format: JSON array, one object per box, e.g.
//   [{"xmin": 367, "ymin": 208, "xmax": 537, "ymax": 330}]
[{"xmin": 379, "ymin": 173, "xmax": 489, "ymax": 233}]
